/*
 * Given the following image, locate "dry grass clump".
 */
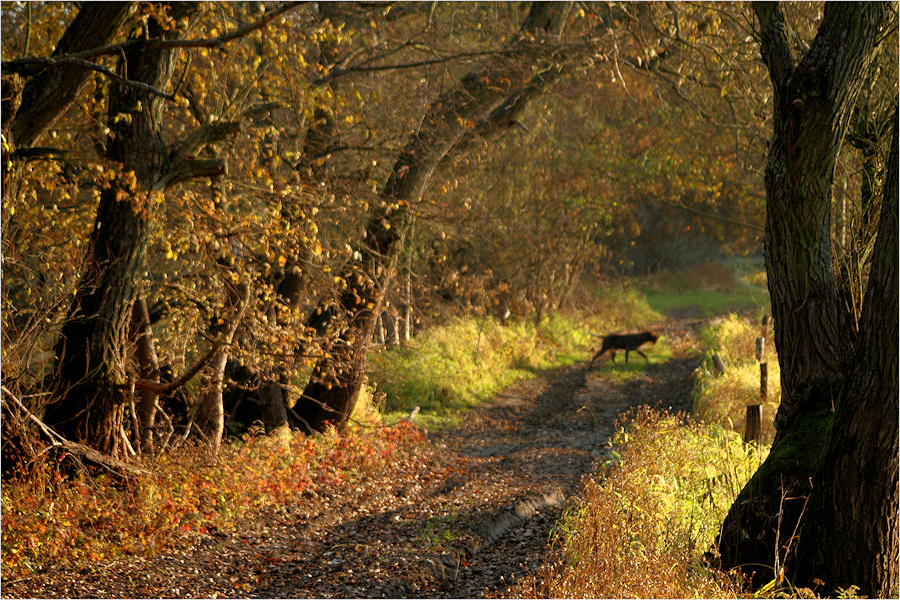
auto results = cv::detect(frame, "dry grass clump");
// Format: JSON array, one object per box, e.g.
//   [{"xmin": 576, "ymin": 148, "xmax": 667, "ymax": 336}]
[
  {"xmin": 533, "ymin": 407, "xmax": 764, "ymax": 599},
  {"xmin": 695, "ymin": 313, "xmax": 781, "ymax": 442}
]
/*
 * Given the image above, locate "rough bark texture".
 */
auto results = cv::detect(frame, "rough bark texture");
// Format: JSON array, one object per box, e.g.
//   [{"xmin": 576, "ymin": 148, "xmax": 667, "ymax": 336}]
[
  {"xmin": 294, "ymin": 1, "xmax": 574, "ymax": 432},
  {"xmin": 131, "ymin": 296, "xmax": 161, "ymax": 452},
  {"xmin": 12, "ymin": 2, "xmax": 136, "ymax": 148},
  {"xmin": 756, "ymin": 2, "xmax": 886, "ymax": 434},
  {"xmin": 43, "ymin": 3, "xmax": 199, "ymax": 457},
  {"xmin": 715, "ymin": 2, "xmax": 893, "ymax": 588},
  {"xmin": 794, "ymin": 112, "xmax": 899, "ymax": 597}
]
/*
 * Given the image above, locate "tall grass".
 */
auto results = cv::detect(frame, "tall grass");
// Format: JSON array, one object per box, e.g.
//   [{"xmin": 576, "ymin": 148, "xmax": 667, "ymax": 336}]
[
  {"xmin": 536, "ymin": 407, "xmax": 765, "ymax": 598},
  {"xmin": 694, "ymin": 313, "xmax": 781, "ymax": 442},
  {"xmin": 367, "ymin": 288, "xmax": 662, "ymax": 428}
]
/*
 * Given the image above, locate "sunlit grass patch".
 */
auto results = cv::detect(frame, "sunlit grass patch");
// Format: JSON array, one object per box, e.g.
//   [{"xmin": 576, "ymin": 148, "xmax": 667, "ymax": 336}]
[
  {"xmin": 368, "ymin": 317, "xmax": 551, "ymax": 422},
  {"xmin": 694, "ymin": 313, "xmax": 781, "ymax": 442},
  {"xmin": 637, "ymin": 261, "xmax": 770, "ymax": 317},
  {"xmin": 369, "ymin": 292, "xmax": 663, "ymax": 429},
  {"xmin": 536, "ymin": 407, "xmax": 764, "ymax": 599},
  {"xmin": 644, "ymin": 287, "xmax": 769, "ymax": 317}
]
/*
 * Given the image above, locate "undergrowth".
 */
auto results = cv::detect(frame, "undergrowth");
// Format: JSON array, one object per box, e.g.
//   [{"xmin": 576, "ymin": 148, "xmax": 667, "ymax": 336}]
[
  {"xmin": 0, "ymin": 422, "xmax": 426, "ymax": 580},
  {"xmin": 536, "ymin": 407, "xmax": 766, "ymax": 598},
  {"xmin": 369, "ymin": 288, "xmax": 661, "ymax": 428},
  {"xmin": 694, "ymin": 313, "xmax": 781, "ymax": 442}
]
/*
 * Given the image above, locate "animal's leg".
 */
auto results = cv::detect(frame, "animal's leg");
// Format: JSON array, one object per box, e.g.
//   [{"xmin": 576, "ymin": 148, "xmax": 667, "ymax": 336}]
[{"xmin": 637, "ymin": 349, "xmax": 649, "ymax": 361}]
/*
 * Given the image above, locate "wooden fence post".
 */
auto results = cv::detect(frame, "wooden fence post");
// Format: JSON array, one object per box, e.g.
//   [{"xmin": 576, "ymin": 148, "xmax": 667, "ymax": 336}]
[
  {"xmin": 712, "ymin": 352, "xmax": 726, "ymax": 376},
  {"xmin": 760, "ymin": 361, "xmax": 768, "ymax": 400},
  {"xmin": 744, "ymin": 404, "xmax": 762, "ymax": 445}
]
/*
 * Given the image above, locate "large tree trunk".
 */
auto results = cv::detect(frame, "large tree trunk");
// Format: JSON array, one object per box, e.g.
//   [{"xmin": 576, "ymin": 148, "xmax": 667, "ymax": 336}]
[
  {"xmin": 293, "ymin": 1, "xmax": 574, "ymax": 431},
  {"xmin": 715, "ymin": 2, "xmax": 893, "ymax": 589},
  {"xmin": 12, "ymin": 2, "xmax": 136, "ymax": 148},
  {"xmin": 43, "ymin": 3, "xmax": 200, "ymax": 457},
  {"xmin": 44, "ymin": 188, "xmax": 152, "ymax": 456},
  {"xmin": 793, "ymin": 112, "xmax": 899, "ymax": 598}
]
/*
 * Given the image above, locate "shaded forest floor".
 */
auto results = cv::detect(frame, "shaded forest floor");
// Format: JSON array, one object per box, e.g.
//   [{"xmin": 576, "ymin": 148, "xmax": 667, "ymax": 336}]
[{"xmin": 4, "ymin": 316, "xmax": 706, "ymax": 599}]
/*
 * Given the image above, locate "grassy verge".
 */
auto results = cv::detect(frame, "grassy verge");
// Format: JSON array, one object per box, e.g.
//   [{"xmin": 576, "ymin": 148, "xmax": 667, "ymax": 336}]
[
  {"xmin": 693, "ymin": 313, "xmax": 781, "ymax": 442},
  {"xmin": 534, "ymin": 407, "xmax": 765, "ymax": 598},
  {"xmin": 638, "ymin": 260, "xmax": 770, "ymax": 317},
  {"xmin": 0, "ymin": 423, "xmax": 426, "ymax": 580},
  {"xmin": 368, "ymin": 288, "xmax": 662, "ymax": 429},
  {"xmin": 520, "ymin": 264, "xmax": 781, "ymax": 598}
]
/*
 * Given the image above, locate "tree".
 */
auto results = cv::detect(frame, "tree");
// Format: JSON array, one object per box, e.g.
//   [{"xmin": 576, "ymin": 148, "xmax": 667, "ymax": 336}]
[
  {"xmin": 38, "ymin": 2, "xmax": 210, "ymax": 458},
  {"xmin": 715, "ymin": 4, "xmax": 898, "ymax": 596},
  {"xmin": 16, "ymin": 2, "xmax": 303, "ymax": 457},
  {"xmin": 292, "ymin": 1, "xmax": 576, "ymax": 431},
  {"xmin": 795, "ymin": 109, "xmax": 898, "ymax": 599}
]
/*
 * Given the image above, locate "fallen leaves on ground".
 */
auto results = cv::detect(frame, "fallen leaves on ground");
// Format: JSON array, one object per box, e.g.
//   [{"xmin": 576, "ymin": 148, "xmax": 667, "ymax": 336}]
[{"xmin": 2, "ymin": 319, "xmax": 702, "ymax": 599}]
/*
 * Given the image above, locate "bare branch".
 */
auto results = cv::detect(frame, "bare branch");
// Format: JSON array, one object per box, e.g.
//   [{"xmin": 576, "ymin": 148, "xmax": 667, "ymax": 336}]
[
  {"xmin": 1, "ymin": 385, "xmax": 150, "ymax": 478},
  {"xmin": 130, "ymin": 340, "xmax": 225, "ymax": 395},
  {"xmin": 655, "ymin": 196, "xmax": 765, "ymax": 232},
  {"xmin": 3, "ymin": 56, "xmax": 175, "ymax": 100}
]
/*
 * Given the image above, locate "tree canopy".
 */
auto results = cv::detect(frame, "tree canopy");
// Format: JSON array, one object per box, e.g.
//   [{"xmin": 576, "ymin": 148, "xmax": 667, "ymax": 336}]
[{"xmin": 1, "ymin": 2, "xmax": 896, "ymax": 593}]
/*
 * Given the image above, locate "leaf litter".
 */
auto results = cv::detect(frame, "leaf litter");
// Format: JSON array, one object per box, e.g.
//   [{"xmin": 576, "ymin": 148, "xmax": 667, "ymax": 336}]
[{"xmin": 3, "ymin": 318, "xmax": 703, "ymax": 599}]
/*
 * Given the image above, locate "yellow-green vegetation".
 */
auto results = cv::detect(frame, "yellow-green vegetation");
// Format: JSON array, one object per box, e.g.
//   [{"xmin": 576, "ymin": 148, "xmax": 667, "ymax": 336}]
[
  {"xmin": 639, "ymin": 260, "xmax": 770, "ymax": 317},
  {"xmin": 539, "ymin": 407, "xmax": 765, "ymax": 598},
  {"xmin": 0, "ymin": 423, "xmax": 426, "ymax": 579},
  {"xmin": 368, "ymin": 288, "xmax": 661, "ymax": 428},
  {"xmin": 694, "ymin": 313, "xmax": 781, "ymax": 442},
  {"xmin": 594, "ymin": 338, "xmax": 675, "ymax": 383}
]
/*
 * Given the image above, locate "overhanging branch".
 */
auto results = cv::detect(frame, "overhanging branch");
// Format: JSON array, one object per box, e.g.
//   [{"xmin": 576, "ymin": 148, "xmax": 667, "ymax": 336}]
[
  {"xmin": 3, "ymin": 56, "xmax": 175, "ymax": 100},
  {"xmin": 656, "ymin": 196, "xmax": 765, "ymax": 232},
  {"xmin": 3, "ymin": 1, "xmax": 303, "ymax": 68}
]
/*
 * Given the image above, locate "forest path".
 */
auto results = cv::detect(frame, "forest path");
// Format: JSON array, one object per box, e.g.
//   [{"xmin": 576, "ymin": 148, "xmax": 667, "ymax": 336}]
[{"xmin": 9, "ymin": 316, "xmax": 705, "ymax": 599}]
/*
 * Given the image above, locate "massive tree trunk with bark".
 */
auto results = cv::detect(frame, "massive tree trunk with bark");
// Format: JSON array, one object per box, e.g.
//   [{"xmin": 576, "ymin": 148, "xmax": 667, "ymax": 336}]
[
  {"xmin": 12, "ymin": 2, "xmax": 136, "ymax": 149},
  {"xmin": 43, "ymin": 3, "xmax": 202, "ymax": 457},
  {"xmin": 293, "ymin": 1, "xmax": 574, "ymax": 432},
  {"xmin": 715, "ymin": 3, "xmax": 896, "ymax": 594},
  {"xmin": 793, "ymin": 111, "xmax": 899, "ymax": 597}
]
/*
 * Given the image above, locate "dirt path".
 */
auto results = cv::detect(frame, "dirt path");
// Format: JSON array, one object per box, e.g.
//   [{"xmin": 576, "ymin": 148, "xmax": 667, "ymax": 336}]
[{"xmin": 8, "ymin": 318, "xmax": 704, "ymax": 599}]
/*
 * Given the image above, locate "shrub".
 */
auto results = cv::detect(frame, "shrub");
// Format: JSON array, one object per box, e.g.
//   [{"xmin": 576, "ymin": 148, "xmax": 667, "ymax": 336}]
[
  {"xmin": 0, "ymin": 422, "xmax": 426, "ymax": 579},
  {"xmin": 537, "ymin": 407, "xmax": 764, "ymax": 599}
]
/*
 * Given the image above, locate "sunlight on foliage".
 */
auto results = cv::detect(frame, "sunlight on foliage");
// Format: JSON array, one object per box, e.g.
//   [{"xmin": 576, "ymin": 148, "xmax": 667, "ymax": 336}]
[
  {"xmin": 536, "ymin": 407, "xmax": 765, "ymax": 599},
  {"xmin": 0, "ymin": 423, "xmax": 425, "ymax": 579},
  {"xmin": 694, "ymin": 313, "xmax": 781, "ymax": 442},
  {"xmin": 369, "ymin": 293, "xmax": 661, "ymax": 427}
]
